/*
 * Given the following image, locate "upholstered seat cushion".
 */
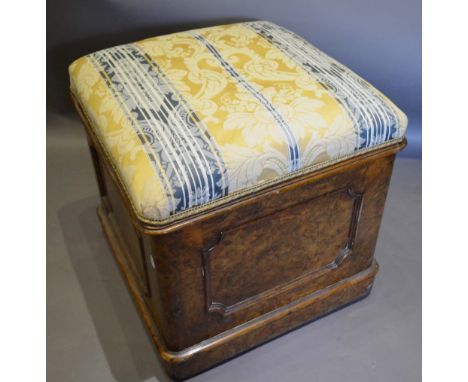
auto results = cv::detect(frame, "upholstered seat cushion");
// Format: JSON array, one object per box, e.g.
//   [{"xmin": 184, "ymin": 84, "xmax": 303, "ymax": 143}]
[{"xmin": 69, "ymin": 21, "xmax": 407, "ymax": 222}]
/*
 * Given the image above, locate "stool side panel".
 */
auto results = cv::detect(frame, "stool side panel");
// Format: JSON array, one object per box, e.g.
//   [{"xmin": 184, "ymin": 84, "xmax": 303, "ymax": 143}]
[{"xmin": 142, "ymin": 154, "xmax": 396, "ymax": 350}]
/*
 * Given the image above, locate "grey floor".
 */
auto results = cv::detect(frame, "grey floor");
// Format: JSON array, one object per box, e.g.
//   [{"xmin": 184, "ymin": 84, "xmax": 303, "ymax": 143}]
[{"xmin": 47, "ymin": 112, "xmax": 422, "ymax": 382}]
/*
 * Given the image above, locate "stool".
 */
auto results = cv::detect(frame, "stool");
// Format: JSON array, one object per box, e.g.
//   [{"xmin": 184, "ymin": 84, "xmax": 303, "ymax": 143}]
[{"xmin": 69, "ymin": 21, "xmax": 407, "ymax": 379}]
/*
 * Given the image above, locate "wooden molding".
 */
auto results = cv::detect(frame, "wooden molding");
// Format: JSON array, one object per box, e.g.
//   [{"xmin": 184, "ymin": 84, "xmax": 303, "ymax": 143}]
[
  {"xmin": 135, "ymin": 230, "xmax": 152, "ymax": 298},
  {"xmin": 201, "ymin": 187, "xmax": 364, "ymax": 318}
]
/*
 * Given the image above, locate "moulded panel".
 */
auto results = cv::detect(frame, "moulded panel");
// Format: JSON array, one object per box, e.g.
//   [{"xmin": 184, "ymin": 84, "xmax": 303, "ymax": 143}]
[{"xmin": 202, "ymin": 188, "xmax": 363, "ymax": 317}]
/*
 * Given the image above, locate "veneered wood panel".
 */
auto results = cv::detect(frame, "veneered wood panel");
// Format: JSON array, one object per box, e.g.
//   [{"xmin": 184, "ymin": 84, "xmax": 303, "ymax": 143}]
[{"xmin": 203, "ymin": 188, "xmax": 362, "ymax": 316}]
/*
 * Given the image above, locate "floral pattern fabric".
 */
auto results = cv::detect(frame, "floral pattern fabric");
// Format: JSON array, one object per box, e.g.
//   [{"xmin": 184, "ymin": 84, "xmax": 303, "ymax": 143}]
[{"xmin": 69, "ymin": 21, "xmax": 407, "ymax": 222}]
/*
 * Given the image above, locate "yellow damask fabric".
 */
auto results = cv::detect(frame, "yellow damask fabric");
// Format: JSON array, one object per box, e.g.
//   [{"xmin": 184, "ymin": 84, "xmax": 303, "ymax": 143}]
[{"xmin": 69, "ymin": 21, "xmax": 407, "ymax": 222}]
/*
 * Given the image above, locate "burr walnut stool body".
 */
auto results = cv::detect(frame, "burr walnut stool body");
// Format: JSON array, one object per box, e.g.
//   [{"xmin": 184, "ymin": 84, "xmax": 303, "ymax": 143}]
[{"xmin": 69, "ymin": 21, "xmax": 407, "ymax": 379}]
